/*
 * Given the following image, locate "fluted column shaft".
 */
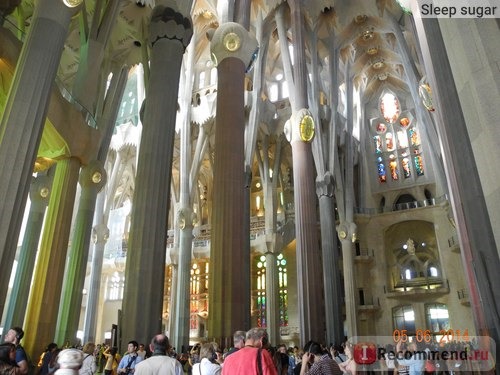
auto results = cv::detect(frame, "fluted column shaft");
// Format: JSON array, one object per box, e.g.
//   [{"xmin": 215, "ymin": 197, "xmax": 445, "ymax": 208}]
[
  {"xmin": 340, "ymin": 235, "xmax": 357, "ymax": 337},
  {"xmin": 288, "ymin": 0, "xmax": 324, "ymax": 345},
  {"xmin": 24, "ymin": 157, "xmax": 81, "ymax": 358},
  {"xmin": 83, "ymin": 220, "xmax": 108, "ymax": 342},
  {"xmin": 121, "ymin": 1, "xmax": 192, "ymax": 348},
  {"xmin": 80, "ymin": 66, "xmax": 129, "ymax": 343},
  {"xmin": 341, "ymin": 61, "xmax": 357, "ymax": 339},
  {"xmin": 0, "ymin": 0, "xmax": 76, "ymax": 321},
  {"xmin": 316, "ymin": 173, "xmax": 344, "ymax": 346},
  {"xmin": 209, "ymin": 56, "xmax": 247, "ymax": 341},
  {"xmin": 173, "ymin": 208, "xmax": 195, "ymax": 353},
  {"xmin": 265, "ymin": 252, "xmax": 280, "ymax": 346},
  {"xmin": 56, "ymin": 161, "xmax": 107, "ymax": 344},
  {"xmin": 172, "ymin": 34, "xmax": 196, "ymax": 353},
  {"xmin": 208, "ymin": 22, "xmax": 257, "ymax": 343},
  {"xmin": 3, "ymin": 175, "xmax": 51, "ymax": 331}
]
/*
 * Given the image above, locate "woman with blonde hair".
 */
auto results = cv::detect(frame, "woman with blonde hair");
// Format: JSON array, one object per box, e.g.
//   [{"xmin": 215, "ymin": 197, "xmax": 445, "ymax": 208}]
[{"xmin": 79, "ymin": 343, "xmax": 96, "ymax": 375}]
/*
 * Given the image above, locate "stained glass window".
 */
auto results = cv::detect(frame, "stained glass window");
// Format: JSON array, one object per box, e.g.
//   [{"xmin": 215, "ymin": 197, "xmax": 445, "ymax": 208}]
[
  {"xmin": 374, "ymin": 136, "xmax": 382, "ymax": 153},
  {"xmin": 378, "ymin": 162, "xmax": 387, "ymax": 183},
  {"xmin": 386, "ymin": 133, "xmax": 395, "ymax": 151},
  {"xmin": 255, "ymin": 254, "xmax": 288, "ymax": 328},
  {"xmin": 402, "ymin": 157, "xmax": 411, "ymax": 178},
  {"xmin": 409, "ymin": 128, "xmax": 420, "ymax": 146},
  {"xmin": 376, "ymin": 123, "xmax": 387, "ymax": 133},
  {"xmin": 389, "ymin": 156, "xmax": 399, "ymax": 180},
  {"xmin": 397, "ymin": 130, "xmax": 408, "ymax": 149},
  {"xmin": 371, "ymin": 92, "xmax": 426, "ymax": 186}
]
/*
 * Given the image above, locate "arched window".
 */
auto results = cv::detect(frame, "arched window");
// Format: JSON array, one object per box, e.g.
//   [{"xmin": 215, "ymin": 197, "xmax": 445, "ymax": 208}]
[
  {"xmin": 428, "ymin": 265, "xmax": 439, "ymax": 277},
  {"xmin": 393, "ymin": 305, "xmax": 416, "ymax": 334},
  {"xmin": 370, "ymin": 92, "xmax": 426, "ymax": 187},
  {"xmin": 254, "ymin": 254, "xmax": 288, "ymax": 328},
  {"xmin": 105, "ymin": 272, "xmax": 124, "ymax": 301}
]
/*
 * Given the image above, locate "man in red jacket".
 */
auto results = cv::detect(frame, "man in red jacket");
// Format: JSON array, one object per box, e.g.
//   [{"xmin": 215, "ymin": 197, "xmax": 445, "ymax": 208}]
[{"xmin": 222, "ymin": 328, "xmax": 277, "ymax": 375}]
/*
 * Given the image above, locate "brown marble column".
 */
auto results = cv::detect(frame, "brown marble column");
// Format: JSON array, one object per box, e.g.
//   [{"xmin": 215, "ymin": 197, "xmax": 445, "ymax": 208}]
[
  {"xmin": 287, "ymin": 0, "xmax": 325, "ymax": 345},
  {"xmin": 207, "ymin": 22, "xmax": 257, "ymax": 342}
]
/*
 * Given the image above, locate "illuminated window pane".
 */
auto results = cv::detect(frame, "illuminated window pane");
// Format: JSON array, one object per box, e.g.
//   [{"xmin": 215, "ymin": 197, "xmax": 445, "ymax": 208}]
[
  {"xmin": 380, "ymin": 93, "xmax": 400, "ymax": 124},
  {"xmin": 253, "ymin": 254, "xmax": 288, "ymax": 327},
  {"xmin": 426, "ymin": 304, "xmax": 449, "ymax": 333},
  {"xmin": 393, "ymin": 305, "xmax": 415, "ymax": 334}
]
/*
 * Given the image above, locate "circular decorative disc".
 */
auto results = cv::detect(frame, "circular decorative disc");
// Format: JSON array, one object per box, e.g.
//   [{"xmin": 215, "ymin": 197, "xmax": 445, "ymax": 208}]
[
  {"xmin": 223, "ymin": 32, "xmax": 241, "ymax": 52},
  {"xmin": 299, "ymin": 114, "xmax": 315, "ymax": 142}
]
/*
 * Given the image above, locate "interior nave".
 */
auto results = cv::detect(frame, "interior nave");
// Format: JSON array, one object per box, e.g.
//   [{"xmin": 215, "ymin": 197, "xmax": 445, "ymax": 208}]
[{"xmin": 0, "ymin": 0, "xmax": 499, "ymax": 367}]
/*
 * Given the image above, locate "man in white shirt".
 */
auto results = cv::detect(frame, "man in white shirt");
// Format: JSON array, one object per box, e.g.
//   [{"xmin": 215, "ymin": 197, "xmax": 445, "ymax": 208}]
[{"xmin": 134, "ymin": 335, "xmax": 183, "ymax": 375}]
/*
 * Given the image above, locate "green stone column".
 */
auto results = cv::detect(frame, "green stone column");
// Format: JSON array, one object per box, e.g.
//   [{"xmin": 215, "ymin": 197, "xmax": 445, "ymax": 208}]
[
  {"xmin": 23, "ymin": 157, "xmax": 81, "ymax": 358},
  {"xmin": 55, "ymin": 161, "xmax": 107, "ymax": 344},
  {"xmin": 2, "ymin": 174, "xmax": 52, "ymax": 330},
  {"xmin": 0, "ymin": 0, "xmax": 78, "ymax": 320}
]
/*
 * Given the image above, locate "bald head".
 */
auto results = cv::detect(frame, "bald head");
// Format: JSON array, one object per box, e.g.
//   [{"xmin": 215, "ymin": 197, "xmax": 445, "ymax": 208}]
[{"xmin": 150, "ymin": 334, "xmax": 170, "ymax": 355}]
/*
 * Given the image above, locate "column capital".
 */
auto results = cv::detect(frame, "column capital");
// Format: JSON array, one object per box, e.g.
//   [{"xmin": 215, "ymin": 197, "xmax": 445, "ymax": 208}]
[
  {"xmin": 149, "ymin": 0, "xmax": 193, "ymax": 49},
  {"xmin": 91, "ymin": 223, "xmax": 109, "ymax": 245},
  {"xmin": 316, "ymin": 172, "xmax": 334, "ymax": 198},
  {"xmin": 284, "ymin": 108, "xmax": 316, "ymax": 144},
  {"xmin": 79, "ymin": 160, "xmax": 107, "ymax": 191},
  {"xmin": 177, "ymin": 207, "xmax": 197, "ymax": 230},
  {"xmin": 208, "ymin": 22, "xmax": 258, "ymax": 72},
  {"xmin": 337, "ymin": 221, "xmax": 357, "ymax": 243},
  {"xmin": 29, "ymin": 175, "xmax": 52, "ymax": 206}
]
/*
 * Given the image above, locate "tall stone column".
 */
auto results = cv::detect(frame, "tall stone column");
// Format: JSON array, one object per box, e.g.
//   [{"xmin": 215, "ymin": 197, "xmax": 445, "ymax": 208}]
[
  {"xmin": 337, "ymin": 222, "xmax": 357, "ymax": 338},
  {"xmin": 121, "ymin": 0, "xmax": 192, "ymax": 348},
  {"xmin": 207, "ymin": 22, "xmax": 257, "ymax": 342},
  {"xmin": 56, "ymin": 161, "xmax": 107, "ymax": 344},
  {"xmin": 2, "ymin": 174, "xmax": 52, "ymax": 331},
  {"xmin": 173, "ymin": 207, "xmax": 196, "ymax": 352},
  {"xmin": 411, "ymin": 8, "xmax": 500, "ymax": 349},
  {"xmin": 0, "ymin": 0, "xmax": 78, "ymax": 322},
  {"xmin": 23, "ymin": 157, "xmax": 81, "ymax": 358},
  {"xmin": 287, "ymin": 0, "xmax": 325, "ymax": 345},
  {"xmin": 172, "ymin": 35, "xmax": 196, "ymax": 353},
  {"xmin": 316, "ymin": 172, "xmax": 344, "ymax": 346},
  {"xmin": 265, "ymin": 251, "xmax": 280, "ymax": 345},
  {"xmin": 285, "ymin": 109, "xmax": 325, "ymax": 345},
  {"xmin": 83, "ymin": 219, "xmax": 109, "ymax": 343},
  {"xmin": 337, "ymin": 61, "xmax": 358, "ymax": 339}
]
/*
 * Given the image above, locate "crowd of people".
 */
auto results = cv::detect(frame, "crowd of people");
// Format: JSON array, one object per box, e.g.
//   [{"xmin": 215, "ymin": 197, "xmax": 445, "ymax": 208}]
[{"xmin": 3, "ymin": 325, "xmax": 482, "ymax": 375}]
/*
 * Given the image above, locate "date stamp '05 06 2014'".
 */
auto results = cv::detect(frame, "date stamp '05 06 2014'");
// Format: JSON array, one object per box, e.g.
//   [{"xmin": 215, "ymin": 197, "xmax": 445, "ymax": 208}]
[{"xmin": 392, "ymin": 328, "xmax": 471, "ymax": 344}]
